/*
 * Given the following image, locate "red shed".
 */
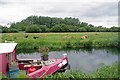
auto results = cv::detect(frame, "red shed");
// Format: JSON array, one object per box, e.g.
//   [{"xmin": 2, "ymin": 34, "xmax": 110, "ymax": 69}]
[{"xmin": 0, "ymin": 43, "xmax": 17, "ymax": 77}]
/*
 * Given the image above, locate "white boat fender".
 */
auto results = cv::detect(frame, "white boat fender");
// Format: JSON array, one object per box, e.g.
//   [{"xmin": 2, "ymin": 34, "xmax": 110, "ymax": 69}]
[{"xmin": 63, "ymin": 53, "xmax": 67, "ymax": 58}]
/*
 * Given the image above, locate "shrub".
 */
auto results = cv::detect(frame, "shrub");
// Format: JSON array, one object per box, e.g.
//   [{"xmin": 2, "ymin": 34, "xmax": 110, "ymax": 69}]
[
  {"xmin": 9, "ymin": 29, "xmax": 18, "ymax": 33},
  {"xmin": 25, "ymin": 24, "xmax": 41, "ymax": 33}
]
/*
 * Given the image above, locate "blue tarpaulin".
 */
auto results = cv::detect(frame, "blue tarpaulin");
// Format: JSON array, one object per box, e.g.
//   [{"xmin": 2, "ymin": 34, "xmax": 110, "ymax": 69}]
[{"xmin": 9, "ymin": 68, "xmax": 20, "ymax": 78}]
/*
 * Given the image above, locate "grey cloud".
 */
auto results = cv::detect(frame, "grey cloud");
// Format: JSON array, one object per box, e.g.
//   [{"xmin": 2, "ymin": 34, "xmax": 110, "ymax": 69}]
[
  {"xmin": 0, "ymin": 0, "xmax": 8, "ymax": 5},
  {"xmin": 0, "ymin": 0, "xmax": 26, "ymax": 6},
  {"xmin": 33, "ymin": 2, "xmax": 87, "ymax": 18},
  {"xmin": 82, "ymin": 2, "xmax": 118, "ymax": 18},
  {"xmin": 0, "ymin": 0, "xmax": 12, "ymax": 5},
  {"xmin": 0, "ymin": 0, "xmax": 118, "ymax": 27}
]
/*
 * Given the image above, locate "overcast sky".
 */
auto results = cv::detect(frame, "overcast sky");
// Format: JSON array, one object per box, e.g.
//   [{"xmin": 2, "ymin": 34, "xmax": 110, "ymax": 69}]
[{"xmin": 0, "ymin": 0, "xmax": 119, "ymax": 28}]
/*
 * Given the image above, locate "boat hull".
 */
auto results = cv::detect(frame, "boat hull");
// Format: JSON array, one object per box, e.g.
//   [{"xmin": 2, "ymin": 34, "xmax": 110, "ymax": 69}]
[
  {"xmin": 18, "ymin": 59, "xmax": 42, "ymax": 70},
  {"xmin": 28, "ymin": 57, "xmax": 68, "ymax": 78}
]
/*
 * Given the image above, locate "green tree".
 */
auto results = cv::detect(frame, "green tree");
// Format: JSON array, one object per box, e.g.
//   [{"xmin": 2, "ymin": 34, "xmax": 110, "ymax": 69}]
[
  {"xmin": 51, "ymin": 24, "xmax": 69, "ymax": 32},
  {"xmin": 64, "ymin": 17, "xmax": 80, "ymax": 26},
  {"xmin": 110, "ymin": 26, "xmax": 119, "ymax": 32},
  {"xmin": 10, "ymin": 21, "xmax": 30, "ymax": 31},
  {"xmin": 38, "ymin": 25, "xmax": 49, "ymax": 32},
  {"xmin": 0, "ymin": 25, "xmax": 3, "ymax": 33},
  {"xmin": 80, "ymin": 22, "xmax": 88, "ymax": 27},
  {"xmin": 9, "ymin": 29, "xmax": 18, "ymax": 33},
  {"xmin": 8, "ymin": 15, "xmax": 119, "ymax": 32},
  {"xmin": 79, "ymin": 27, "xmax": 87, "ymax": 32},
  {"xmin": 2, "ymin": 27, "xmax": 10, "ymax": 33},
  {"xmin": 25, "ymin": 24, "xmax": 41, "ymax": 33}
]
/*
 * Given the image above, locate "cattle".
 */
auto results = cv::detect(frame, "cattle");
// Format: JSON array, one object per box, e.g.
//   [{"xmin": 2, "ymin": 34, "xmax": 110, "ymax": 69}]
[
  {"xmin": 25, "ymin": 35, "xmax": 28, "ymax": 38},
  {"xmin": 33, "ymin": 36, "xmax": 39, "ymax": 39},
  {"xmin": 81, "ymin": 35, "xmax": 88, "ymax": 39}
]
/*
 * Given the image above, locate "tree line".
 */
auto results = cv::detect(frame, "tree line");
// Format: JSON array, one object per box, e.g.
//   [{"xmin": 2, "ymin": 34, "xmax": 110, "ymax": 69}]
[{"xmin": 0, "ymin": 16, "xmax": 119, "ymax": 33}]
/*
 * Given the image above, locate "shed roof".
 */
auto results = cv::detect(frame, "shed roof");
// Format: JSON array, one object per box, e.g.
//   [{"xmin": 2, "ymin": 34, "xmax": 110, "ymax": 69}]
[{"xmin": 0, "ymin": 43, "xmax": 17, "ymax": 54}]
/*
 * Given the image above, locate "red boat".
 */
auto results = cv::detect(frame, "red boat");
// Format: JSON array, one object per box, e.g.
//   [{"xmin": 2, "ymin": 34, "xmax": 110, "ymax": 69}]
[
  {"xmin": 18, "ymin": 54, "xmax": 70, "ymax": 78},
  {"xmin": 0, "ymin": 43, "xmax": 70, "ymax": 78},
  {"xmin": 18, "ymin": 59, "xmax": 42, "ymax": 70}
]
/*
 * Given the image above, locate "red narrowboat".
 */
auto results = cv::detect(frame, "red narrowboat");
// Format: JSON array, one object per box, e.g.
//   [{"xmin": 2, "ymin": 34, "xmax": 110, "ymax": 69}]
[
  {"xmin": 18, "ymin": 54, "xmax": 70, "ymax": 78},
  {"xmin": 27, "ymin": 56, "xmax": 69, "ymax": 78},
  {"xmin": 0, "ymin": 43, "xmax": 70, "ymax": 78}
]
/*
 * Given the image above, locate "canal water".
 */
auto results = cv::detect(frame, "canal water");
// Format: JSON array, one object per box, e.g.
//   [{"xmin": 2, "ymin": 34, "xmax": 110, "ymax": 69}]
[{"xmin": 17, "ymin": 48, "xmax": 118, "ymax": 73}]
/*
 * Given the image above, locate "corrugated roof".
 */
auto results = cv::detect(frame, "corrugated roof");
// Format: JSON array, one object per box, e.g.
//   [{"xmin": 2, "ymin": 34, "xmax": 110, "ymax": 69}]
[{"xmin": 0, "ymin": 43, "xmax": 17, "ymax": 54}]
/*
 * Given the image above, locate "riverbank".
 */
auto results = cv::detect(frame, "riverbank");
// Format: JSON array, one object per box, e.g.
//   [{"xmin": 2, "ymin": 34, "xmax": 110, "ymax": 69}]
[
  {"xmin": 2, "ymin": 32, "xmax": 119, "ymax": 50},
  {"xmin": 46, "ymin": 62, "xmax": 118, "ymax": 78},
  {"xmin": 0, "ymin": 62, "xmax": 118, "ymax": 79},
  {"xmin": 12, "ymin": 62, "xmax": 120, "ymax": 78}
]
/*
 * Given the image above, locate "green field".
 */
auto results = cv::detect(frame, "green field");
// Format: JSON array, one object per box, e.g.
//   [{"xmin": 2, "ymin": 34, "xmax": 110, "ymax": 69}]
[{"xmin": 1, "ymin": 32, "xmax": 119, "ymax": 50}]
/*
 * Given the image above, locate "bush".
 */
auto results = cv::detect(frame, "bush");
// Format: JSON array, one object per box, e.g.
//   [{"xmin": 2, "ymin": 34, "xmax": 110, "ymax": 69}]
[
  {"xmin": 9, "ymin": 29, "xmax": 18, "ymax": 33},
  {"xmin": 39, "ymin": 25, "xmax": 48, "ymax": 32},
  {"xmin": 2, "ymin": 27, "xmax": 10, "ymax": 33},
  {"xmin": 25, "ymin": 24, "xmax": 41, "ymax": 33},
  {"xmin": 51, "ymin": 24, "xmax": 69, "ymax": 32},
  {"xmin": 0, "ymin": 29, "xmax": 2, "ymax": 33}
]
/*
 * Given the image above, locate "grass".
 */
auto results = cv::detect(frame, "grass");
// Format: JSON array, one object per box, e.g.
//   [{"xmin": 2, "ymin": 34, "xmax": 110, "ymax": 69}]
[
  {"xmin": 0, "ymin": 62, "xmax": 118, "ymax": 79},
  {"xmin": 46, "ymin": 62, "xmax": 119, "ymax": 79},
  {"xmin": 16, "ymin": 62, "xmax": 119, "ymax": 79},
  {"xmin": 1, "ymin": 32, "xmax": 119, "ymax": 50},
  {"xmin": 17, "ymin": 71, "xmax": 28, "ymax": 78},
  {"xmin": 0, "ymin": 72, "xmax": 7, "ymax": 79}
]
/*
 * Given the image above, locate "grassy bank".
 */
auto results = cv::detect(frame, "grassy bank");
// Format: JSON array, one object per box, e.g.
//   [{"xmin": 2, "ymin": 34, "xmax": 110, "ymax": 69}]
[
  {"xmin": 0, "ymin": 72, "xmax": 7, "ymax": 79},
  {"xmin": 46, "ymin": 62, "xmax": 119, "ymax": 79},
  {"xmin": 1, "ymin": 62, "xmax": 118, "ymax": 79},
  {"xmin": 2, "ymin": 32, "xmax": 119, "ymax": 50}
]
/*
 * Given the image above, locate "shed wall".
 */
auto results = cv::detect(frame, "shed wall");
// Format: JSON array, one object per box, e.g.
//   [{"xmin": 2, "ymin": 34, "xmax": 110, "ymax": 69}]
[
  {"xmin": 0, "ymin": 54, "xmax": 2, "ymax": 73},
  {"xmin": 0, "ymin": 53, "xmax": 9, "ymax": 76},
  {"xmin": 4, "ymin": 53, "xmax": 9, "ymax": 76}
]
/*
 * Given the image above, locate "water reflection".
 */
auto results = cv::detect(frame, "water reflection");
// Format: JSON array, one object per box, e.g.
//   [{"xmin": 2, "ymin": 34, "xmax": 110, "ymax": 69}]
[{"xmin": 17, "ymin": 48, "xmax": 118, "ymax": 73}]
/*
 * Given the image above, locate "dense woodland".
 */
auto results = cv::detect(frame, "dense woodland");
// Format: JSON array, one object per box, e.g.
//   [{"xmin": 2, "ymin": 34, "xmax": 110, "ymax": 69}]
[{"xmin": 0, "ymin": 16, "xmax": 119, "ymax": 33}]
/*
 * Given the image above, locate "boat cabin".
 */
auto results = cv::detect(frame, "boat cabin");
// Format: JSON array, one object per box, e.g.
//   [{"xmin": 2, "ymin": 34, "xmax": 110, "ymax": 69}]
[{"xmin": 0, "ymin": 43, "xmax": 18, "ymax": 77}]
